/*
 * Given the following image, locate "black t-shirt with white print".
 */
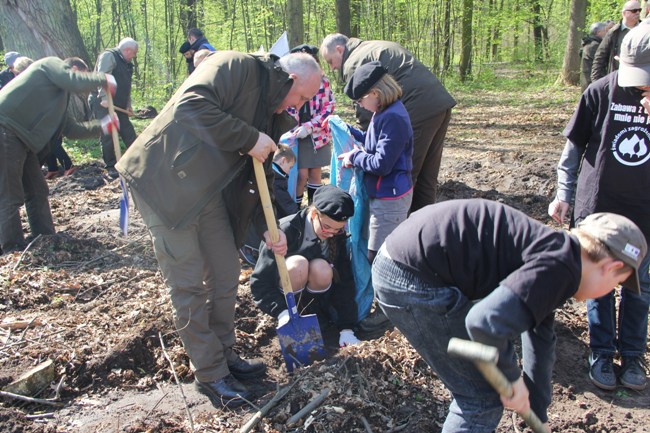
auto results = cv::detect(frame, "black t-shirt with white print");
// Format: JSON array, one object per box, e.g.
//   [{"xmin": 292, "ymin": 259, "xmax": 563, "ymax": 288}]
[
  {"xmin": 564, "ymin": 71, "xmax": 650, "ymax": 237},
  {"xmin": 385, "ymin": 199, "xmax": 581, "ymax": 325}
]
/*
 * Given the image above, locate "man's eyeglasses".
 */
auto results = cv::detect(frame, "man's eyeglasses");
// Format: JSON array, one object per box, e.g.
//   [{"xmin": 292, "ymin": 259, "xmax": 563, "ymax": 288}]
[
  {"xmin": 626, "ymin": 8, "xmax": 642, "ymax": 13},
  {"xmin": 316, "ymin": 213, "xmax": 345, "ymax": 234}
]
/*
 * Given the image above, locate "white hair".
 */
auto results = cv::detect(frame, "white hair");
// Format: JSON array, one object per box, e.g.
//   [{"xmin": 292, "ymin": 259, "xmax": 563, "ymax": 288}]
[
  {"xmin": 118, "ymin": 37, "xmax": 139, "ymax": 51},
  {"xmin": 277, "ymin": 52, "xmax": 322, "ymax": 83}
]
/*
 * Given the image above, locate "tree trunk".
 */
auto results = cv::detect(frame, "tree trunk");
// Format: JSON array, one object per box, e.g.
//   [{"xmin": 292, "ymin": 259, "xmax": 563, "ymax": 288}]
[
  {"xmin": 560, "ymin": 0, "xmax": 586, "ymax": 85},
  {"xmin": 530, "ymin": 0, "xmax": 546, "ymax": 62},
  {"xmin": 460, "ymin": 0, "xmax": 473, "ymax": 81},
  {"xmin": 336, "ymin": 0, "xmax": 351, "ymax": 36},
  {"xmin": 180, "ymin": 0, "xmax": 198, "ymax": 32},
  {"xmin": 0, "ymin": 0, "xmax": 90, "ymax": 64},
  {"xmin": 442, "ymin": 0, "xmax": 451, "ymax": 73},
  {"xmin": 287, "ymin": 0, "xmax": 304, "ymax": 48}
]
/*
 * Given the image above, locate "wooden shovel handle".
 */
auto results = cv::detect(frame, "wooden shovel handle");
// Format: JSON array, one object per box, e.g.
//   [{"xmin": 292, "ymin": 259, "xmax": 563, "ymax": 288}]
[
  {"xmin": 106, "ymin": 91, "xmax": 122, "ymax": 161},
  {"xmin": 252, "ymin": 158, "xmax": 293, "ymax": 297}
]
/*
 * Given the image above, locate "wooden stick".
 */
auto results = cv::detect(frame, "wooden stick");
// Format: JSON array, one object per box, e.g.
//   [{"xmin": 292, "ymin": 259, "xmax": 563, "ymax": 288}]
[
  {"xmin": 112, "ymin": 105, "xmax": 133, "ymax": 116},
  {"xmin": 286, "ymin": 388, "xmax": 330, "ymax": 427},
  {"xmin": 25, "ymin": 413, "xmax": 55, "ymax": 420},
  {"xmin": 105, "ymin": 91, "xmax": 122, "ymax": 161},
  {"xmin": 158, "ymin": 332, "xmax": 195, "ymax": 432},
  {"xmin": 0, "ymin": 390, "xmax": 64, "ymax": 407},
  {"xmin": 0, "ymin": 318, "xmax": 43, "ymax": 330},
  {"xmin": 360, "ymin": 415, "xmax": 374, "ymax": 433},
  {"xmin": 239, "ymin": 382, "xmax": 297, "ymax": 433},
  {"xmin": 13, "ymin": 234, "xmax": 42, "ymax": 270}
]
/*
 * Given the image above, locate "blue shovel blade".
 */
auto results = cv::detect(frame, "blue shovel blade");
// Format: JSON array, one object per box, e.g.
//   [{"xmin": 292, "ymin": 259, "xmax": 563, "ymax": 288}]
[{"xmin": 277, "ymin": 292, "xmax": 326, "ymax": 372}]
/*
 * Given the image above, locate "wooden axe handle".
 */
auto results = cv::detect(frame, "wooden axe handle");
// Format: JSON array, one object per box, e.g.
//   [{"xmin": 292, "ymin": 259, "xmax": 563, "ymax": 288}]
[
  {"xmin": 448, "ymin": 338, "xmax": 549, "ymax": 433},
  {"xmin": 252, "ymin": 158, "xmax": 293, "ymax": 297}
]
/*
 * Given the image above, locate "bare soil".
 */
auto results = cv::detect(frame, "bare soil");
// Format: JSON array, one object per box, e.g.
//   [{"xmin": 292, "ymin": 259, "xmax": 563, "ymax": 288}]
[{"xmin": 1, "ymin": 82, "xmax": 648, "ymax": 433}]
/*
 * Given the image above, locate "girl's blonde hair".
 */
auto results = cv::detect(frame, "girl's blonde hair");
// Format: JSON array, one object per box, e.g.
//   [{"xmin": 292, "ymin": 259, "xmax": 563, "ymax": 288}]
[{"xmin": 371, "ymin": 73, "xmax": 402, "ymax": 111}]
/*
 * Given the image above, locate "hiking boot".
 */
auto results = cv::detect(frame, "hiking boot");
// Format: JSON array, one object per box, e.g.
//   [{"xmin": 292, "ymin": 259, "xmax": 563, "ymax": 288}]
[
  {"xmin": 589, "ymin": 353, "xmax": 617, "ymax": 390},
  {"xmin": 195, "ymin": 374, "xmax": 252, "ymax": 408},
  {"xmin": 619, "ymin": 356, "xmax": 648, "ymax": 391},
  {"xmin": 225, "ymin": 349, "xmax": 266, "ymax": 380}
]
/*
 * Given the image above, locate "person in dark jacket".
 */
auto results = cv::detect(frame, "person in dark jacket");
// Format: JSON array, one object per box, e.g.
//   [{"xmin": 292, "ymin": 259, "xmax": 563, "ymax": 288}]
[
  {"xmin": 374, "ymin": 198, "xmax": 646, "ymax": 433},
  {"xmin": 0, "ymin": 57, "xmax": 117, "ymax": 254},
  {"xmin": 179, "ymin": 28, "xmax": 216, "ymax": 75},
  {"xmin": 338, "ymin": 62, "xmax": 413, "ymax": 263},
  {"xmin": 591, "ymin": 1, "xmax": 641, "ymax": 82},
  {"xmin": 239, "ymin": 143, "xmax": 298, "ymax": 266},
  {"xmin": 581, "ymin": 22, "xmax": 609, "ymax": 91},
  {"xmin": 92, "ymin": 37, "xmax": 138, "ymax": 178},
  {"xmin": 0, "ymin": 51, "xmax": 21, "ymax": 89},
  {"xmin": 250, "ymin": 184, "xmax": 361, "ymax": 347},
  {"xmin": 115, "ymin": 51, "xmax": 322, "ymax": 408},
  {"xmin": 321, "ymin": 33, "xmax": 456, "ymax": 213}
]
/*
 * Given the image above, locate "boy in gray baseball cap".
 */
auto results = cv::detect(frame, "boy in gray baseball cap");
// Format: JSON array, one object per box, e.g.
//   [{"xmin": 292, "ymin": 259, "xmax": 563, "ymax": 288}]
[
  {"xmin": 549, "ymin": 22, "xmax": 650, "ymax": 392},
  {"xmin": 0, "ymin": 51, "xmax": 21, "ymax": 89}
]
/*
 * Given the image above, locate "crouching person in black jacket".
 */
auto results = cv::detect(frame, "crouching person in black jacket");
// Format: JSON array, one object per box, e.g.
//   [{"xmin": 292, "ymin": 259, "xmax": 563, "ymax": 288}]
[{"xmin": 251, "ymin": 184, "xmax": 361, "ymax": 347}]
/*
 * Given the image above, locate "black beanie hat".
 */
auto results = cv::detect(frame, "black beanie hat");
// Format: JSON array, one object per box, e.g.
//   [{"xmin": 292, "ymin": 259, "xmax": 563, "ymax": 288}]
[
  {"xmin": 344, "ymin": 60, "xmax": 387, "ymax": 100},
  {"xmin": 290, "ymin": 44, "xmax": 319, "ymax": 59},
  {"xmin": 313, "ymin": 184, "xmax": 355, "ymax": 222}
]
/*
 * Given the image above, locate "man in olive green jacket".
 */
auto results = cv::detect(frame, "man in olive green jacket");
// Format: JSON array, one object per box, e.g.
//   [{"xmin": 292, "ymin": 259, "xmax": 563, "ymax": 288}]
[
  {"xmin": 0, "ymin": 56, "xmax": 115, "ymax": 253},
  {"xmin": 321, "ymin": 34, "xmax": 456, "ymax": 213},
  {"xmin": 116, "ymin": 51, "xmax": 322, "ymax": 408}
]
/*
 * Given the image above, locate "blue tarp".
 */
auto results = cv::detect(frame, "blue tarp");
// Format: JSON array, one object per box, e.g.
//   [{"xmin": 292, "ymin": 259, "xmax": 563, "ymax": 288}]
[{"xmin": 328, "ymin": 116, "xmax": 373, "ymax": 321}]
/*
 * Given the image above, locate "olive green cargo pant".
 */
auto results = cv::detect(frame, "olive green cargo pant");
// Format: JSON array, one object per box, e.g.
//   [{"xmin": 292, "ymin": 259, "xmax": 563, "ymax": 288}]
[{"xmin": 135, "ymin": 191, "xmax": 241, "ymax": 382}]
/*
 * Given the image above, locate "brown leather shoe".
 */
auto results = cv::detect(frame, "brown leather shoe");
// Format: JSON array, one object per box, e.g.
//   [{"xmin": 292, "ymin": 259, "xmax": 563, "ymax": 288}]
[
  {"xmin": 63, "ymin": 166, "xmax": 77, "ymax": 176},
  {"xmin": 44, "ymin": 171, "xmax": 61, "ymax": 180}
]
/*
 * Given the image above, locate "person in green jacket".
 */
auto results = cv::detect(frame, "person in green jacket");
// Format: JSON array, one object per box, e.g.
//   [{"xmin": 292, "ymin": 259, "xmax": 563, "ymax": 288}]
[
  {"xmin": 116, "ymin": 51, "xmax": 322, "ymax": 408},
  {"xmin": 0, "ymin": 56, "xmax": 117, "ymax": 254}
]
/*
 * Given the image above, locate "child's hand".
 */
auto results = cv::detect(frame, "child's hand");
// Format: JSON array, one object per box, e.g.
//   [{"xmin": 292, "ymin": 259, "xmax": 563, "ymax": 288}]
[
  {"xmin": 500, "ymin": 376, "xmax": 530, "ymax": 414},
  {"xmin": 338, "ymin": 150, "xmax": 357, "ymax": 168}
]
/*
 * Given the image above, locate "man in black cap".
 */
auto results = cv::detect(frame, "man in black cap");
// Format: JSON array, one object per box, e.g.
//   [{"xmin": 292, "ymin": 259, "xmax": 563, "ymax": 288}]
[{"xmin": 251, "ymin": 184, "xmax": 361, "ymax": 347}]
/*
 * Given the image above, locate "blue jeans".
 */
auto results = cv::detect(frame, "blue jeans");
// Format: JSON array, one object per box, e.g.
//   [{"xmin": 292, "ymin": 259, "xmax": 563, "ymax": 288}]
[
  {"xmin": 373, "ymin": 247, "xmax": 503, "ymax": 433},
  {"xmin": 587, "ymin": 251, "xmax": 650, "ymax": 357}
]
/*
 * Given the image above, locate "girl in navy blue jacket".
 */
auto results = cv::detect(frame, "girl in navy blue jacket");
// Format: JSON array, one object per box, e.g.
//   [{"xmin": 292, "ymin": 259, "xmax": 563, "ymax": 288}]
[{"xmin": 339, "ymin": 61, "xmax": 414, "ymax": 262}]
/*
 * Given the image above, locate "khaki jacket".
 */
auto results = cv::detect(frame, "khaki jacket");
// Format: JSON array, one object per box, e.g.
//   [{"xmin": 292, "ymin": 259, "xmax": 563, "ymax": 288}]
[
  {"xmin": 341, "ymin": 39, "xmax": 456, "ymax": 126},
  {"xmin": 0, "ymin": 57, "xmax": 106, "ymax": 153},
  {"xmin": 116, "ymin": 52, "xmax": 296, "ymax": 233}
]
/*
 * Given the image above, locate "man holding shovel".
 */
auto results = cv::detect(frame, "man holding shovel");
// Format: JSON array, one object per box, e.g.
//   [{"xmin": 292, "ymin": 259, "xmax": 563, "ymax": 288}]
[
  {"xmin": 372, "ymin": 198, "xmax": 646, "ymax": 432},
  {"xmin": 116, "ymin": 51, "xmax": 322, "ymax": 408}
]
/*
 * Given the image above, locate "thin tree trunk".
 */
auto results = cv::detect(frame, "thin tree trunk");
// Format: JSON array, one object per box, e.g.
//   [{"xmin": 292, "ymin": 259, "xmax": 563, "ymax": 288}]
[
  {"xmin": 336, "ymin": 0, "xmax": 351, "ymax": 36},
  {"xmin": 560, "ymin": 0, "xmax": 586, "ymax": 85},
  {"xmin": 287, "ymin": 0, "xmax": 304, "ymax": 48},
  {"xmin": 442, "ymin": 0, "xmax": 452, "ymax": 73},
  {"xmin": 460, "ymin": 0, "xmax": 473, "ymax": 81}
]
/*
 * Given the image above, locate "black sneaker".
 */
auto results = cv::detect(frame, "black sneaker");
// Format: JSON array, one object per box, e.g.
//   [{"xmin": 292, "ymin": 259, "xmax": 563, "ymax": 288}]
[
  {"xmin": 107, "ymin": 168, "xmax": 120, "ymax": 179},
  {"xmin": 619, "ymin": 356, "xmax": 648, "ymax": 390},
  {"xmin": 238, "ymin": 245, "xmax": 259, "ymax": 266},
  {"xmin": 589, "ymin": 352, "xmax": 617, "ymax": 390},
  {"xmin": 195, "ymin": 374, "xmax": 252, "ymax": 408}
]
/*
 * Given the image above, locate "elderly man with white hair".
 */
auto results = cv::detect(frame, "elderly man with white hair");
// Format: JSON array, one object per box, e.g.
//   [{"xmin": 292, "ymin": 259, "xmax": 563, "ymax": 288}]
[{"xmin": 92, "ymin": 37, "xmax": 139, "ymax": 178}]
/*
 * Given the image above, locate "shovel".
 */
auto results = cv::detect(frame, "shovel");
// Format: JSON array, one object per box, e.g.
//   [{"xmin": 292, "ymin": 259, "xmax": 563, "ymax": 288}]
[
  {"xmin": 106, "ymin": 90, "xmax": 130, "ymax": 236},
  {"xmin": 447, "ymin": 338, "xmax": 548, "ymax": 433},
  {"xmin": 252, "ymin": 158, "xmax": 326, "ymax": 372}
]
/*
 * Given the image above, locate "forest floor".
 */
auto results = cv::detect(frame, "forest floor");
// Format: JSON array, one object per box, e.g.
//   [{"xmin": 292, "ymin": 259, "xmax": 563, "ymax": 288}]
[{"xmin": 1, "ymin": 75, "xmax": 649, "ymax": 433}]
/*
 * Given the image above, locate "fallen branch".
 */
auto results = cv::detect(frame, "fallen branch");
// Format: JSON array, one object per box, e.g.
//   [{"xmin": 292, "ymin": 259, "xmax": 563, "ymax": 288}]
[
  {"xmin": 286, "ymin": 388, "xmax": 330, "ymax": 427},
  {"xmin": 25, "ymin": 412, "xmax": 55, "ymax": 420},
  {"xmin": 0, "ymin": 329, "xmax": 66, "ymax": 351},
  {"xmin": 0, "ymin": 390, "xmax": 64, "ymax": 407},
  {"xmin": 13, "ymin": 234, "xmax": 42, "ymax": 270},
  {"xmin": 361, "ymin": 415, "xmax": 374, "ymax": 433},
  {"xmin": 158, "ymin": 332, "xmax": 194, "ymax": 432},
  {"xmin": 0, "ymin": 318, "xmax": 43, "ymax": 330},
  {"xmin": 239, "ymin": 381, "xmax": 297, "ymax": 433}
]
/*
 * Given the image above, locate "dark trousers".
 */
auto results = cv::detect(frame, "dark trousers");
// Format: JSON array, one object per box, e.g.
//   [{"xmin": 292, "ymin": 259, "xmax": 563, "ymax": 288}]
[
  {"xmin": 0, "ymin": 126, "xmax": 55, "ymax": 251},
  {"xmin": 46, "ymin": 136, "xmax": 73, "ymax": 172},
  {"xmin": 410, "ymin": 108, "xmax": 453, "ymax": 213},
  {"xmin": 95, "ymin": 105, "xmax": 136, "ymax": 168}
]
